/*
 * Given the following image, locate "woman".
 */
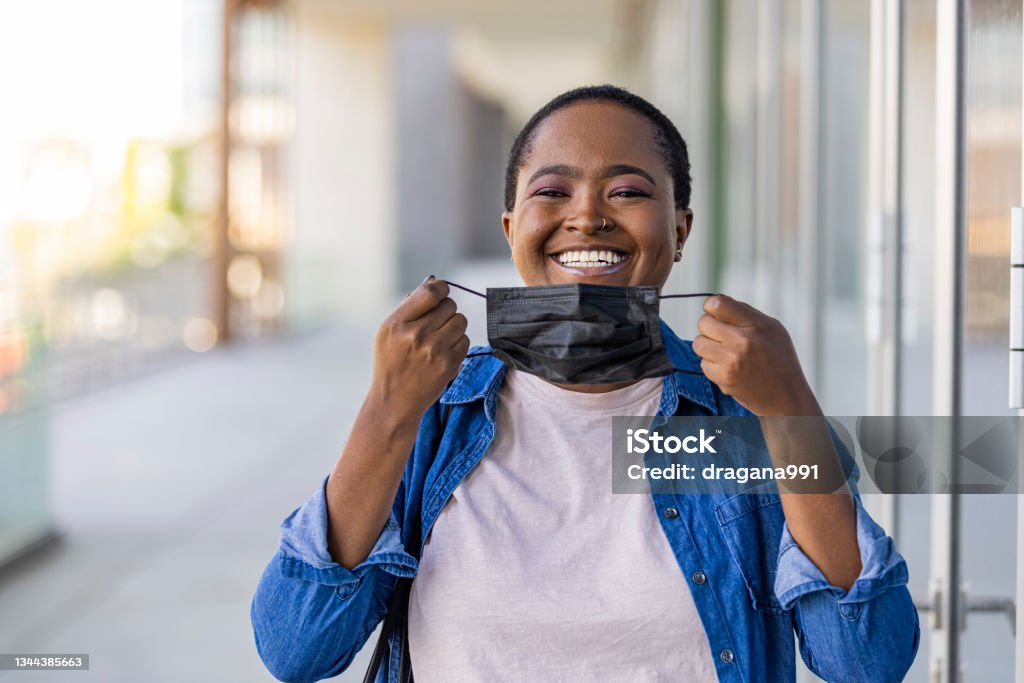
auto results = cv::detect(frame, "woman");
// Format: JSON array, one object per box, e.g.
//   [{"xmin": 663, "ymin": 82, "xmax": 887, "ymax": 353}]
[{"xmin": 251, "ymin": 85, "xmax": 919, "ymax": 683}]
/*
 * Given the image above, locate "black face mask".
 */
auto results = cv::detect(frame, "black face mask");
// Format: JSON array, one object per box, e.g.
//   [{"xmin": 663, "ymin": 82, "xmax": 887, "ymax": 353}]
[{"xmin": 446, "ymin": 281, "xmax": 713, "ymax": 385}]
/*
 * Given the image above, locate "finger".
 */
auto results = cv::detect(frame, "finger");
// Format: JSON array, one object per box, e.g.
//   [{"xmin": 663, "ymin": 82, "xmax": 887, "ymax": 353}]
[
  {"xmin": 698, "ymin": 357, "xmax": 729, "ymax": 391},
  {"xmin": 703, "ymin": 295, "xmax": 758, "ymax": 326},
  {"xmin": 451, "ymin": 333, "xmax": 470, "ymax": 354},
  {"xmin": 438, "ymin": 311, "xmax": 468, "ymax": 342},
  {"xmin": 696, "ymin": 312, "xmax": 735, "ymax": 342},
  {"xmin": 443, "ymin": 334, "xmax": 471, "ymax": 381},
  {"xmin": 691, "ymin": 333, "xmax": 728, "ymax": 362},
  {"xmin": 418, "ymin": 297, "xmax": 458, "ymax": 330},
  {"xmin": 399, "ymin": 277, "xmax": 451, "ymax": 321}
]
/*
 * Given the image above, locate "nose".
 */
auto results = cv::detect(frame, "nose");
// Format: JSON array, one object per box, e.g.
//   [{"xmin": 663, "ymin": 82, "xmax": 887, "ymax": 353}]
[{"xmin": 563, "ymin": 193, "xmax": 610, "ymax": 234}]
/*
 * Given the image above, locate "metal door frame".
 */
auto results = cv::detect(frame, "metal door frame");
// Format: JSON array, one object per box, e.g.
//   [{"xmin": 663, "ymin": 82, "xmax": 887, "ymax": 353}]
[
  {"xmin": 865, "ymin": 0, "xmax": 905, "ymax": 540},
  {"xmin": 1016, "ymin": 1, "xmax": 1024, "ymax": 677},
  {"xmin": 932, "ymin": 0, "xmax": 967, "ymax": 680}
]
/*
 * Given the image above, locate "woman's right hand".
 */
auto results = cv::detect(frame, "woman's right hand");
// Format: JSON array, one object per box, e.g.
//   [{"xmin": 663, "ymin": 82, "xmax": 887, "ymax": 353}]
[
  {"xmin": 326, "ymin": 276, "xmax": 468, "ymax": 569},
  {"xmin": 369, "ymin": 276, "xmax": 470, "ymax": 421}
]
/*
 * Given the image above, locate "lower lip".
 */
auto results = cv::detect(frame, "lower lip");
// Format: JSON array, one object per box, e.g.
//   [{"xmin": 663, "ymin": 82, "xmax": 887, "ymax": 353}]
[{"xmin": 549, "ymin": 255, "xmax": 632, "ymax": 276}]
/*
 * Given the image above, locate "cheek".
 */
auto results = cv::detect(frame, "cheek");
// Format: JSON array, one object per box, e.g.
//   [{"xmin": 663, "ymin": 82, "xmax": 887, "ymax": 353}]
[
  {"xmin": 517, "ymin": 202, "xmax": 559, "ymax": 224},
  {"xmin": 635, "ymin": 222, "xmax": 676, "ymax": 257},
  {"xmin": 512, "ymin": 207, "xmax": 559, "ymax": 250}
]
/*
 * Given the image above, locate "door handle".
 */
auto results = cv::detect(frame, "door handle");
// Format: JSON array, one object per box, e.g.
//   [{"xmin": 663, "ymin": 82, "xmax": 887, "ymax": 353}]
[
  {"xmin": 914, "ymin": 585, "xmax": 1017, "ymax": 635},
  {"xmin": 1011, "ymin": 207, "xmax": 1023, "ymax": 408}
]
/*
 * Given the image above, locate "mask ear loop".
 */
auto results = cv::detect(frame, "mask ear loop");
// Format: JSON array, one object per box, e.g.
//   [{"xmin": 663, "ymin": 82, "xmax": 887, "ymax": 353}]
[
  {"xmin": 659, "ymin": 292, "xmax": 721, "ymax": 376},
  {"xmin": 444, "ymin": 281, "xmax": 486, "ymax": 298},
  {"xmin": 442, "ymin": 281, "xmax": 493, "ymax": 358},
  {"xmin": 659, "ymin": 292, "xmax": 718, "ymax": 299}
]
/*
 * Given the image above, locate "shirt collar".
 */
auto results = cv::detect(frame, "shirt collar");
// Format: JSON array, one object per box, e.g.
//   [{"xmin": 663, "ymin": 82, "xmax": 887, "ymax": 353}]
[
  {"xmin": 440, "ymin": 320, "xmax": 717, "ymax": 414},
  {"xmin": 657, "ymin": 319, "xmax": 717, "ymax": 413}
]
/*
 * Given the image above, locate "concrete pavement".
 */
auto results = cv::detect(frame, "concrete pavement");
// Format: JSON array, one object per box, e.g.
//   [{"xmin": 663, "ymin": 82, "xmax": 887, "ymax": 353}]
[{"xmin": 0, "ymin": 325, "xmax": 382, "ymax": 682}]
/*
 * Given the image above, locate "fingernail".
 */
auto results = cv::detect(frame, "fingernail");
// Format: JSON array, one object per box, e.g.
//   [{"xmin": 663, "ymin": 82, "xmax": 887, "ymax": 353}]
[{"xmin": 422, "ymin": 274, "xmax": 434, "ymax": 285}]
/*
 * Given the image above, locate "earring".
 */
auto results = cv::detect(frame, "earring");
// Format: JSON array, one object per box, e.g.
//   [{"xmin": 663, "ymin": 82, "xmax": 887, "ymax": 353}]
[{"xmin": 674, "ymin": 247, "xmax": 683, "ymax": 261}]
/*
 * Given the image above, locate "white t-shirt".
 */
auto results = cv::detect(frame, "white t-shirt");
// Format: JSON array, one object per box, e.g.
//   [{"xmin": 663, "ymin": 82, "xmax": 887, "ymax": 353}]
[{"xmin": 407, "ymin": 368, "xmax": 718, "ymax": 682}]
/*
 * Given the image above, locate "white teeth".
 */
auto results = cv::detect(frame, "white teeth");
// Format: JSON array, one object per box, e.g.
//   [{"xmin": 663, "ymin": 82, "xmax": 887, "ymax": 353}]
[{"xmin": 555, "ymin": 250, "xmax": 626, "ymax": 266}]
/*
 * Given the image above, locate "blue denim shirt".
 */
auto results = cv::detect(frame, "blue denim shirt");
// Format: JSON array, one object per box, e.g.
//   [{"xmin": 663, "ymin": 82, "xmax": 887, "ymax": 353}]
[{"xmin": 251, "ymin": 321, "xmax": 920, "ymax": 683}]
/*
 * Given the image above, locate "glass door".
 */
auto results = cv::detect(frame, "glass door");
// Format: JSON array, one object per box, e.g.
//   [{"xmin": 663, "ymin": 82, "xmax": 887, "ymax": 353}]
[
  {"xmin": 959, "ymin": 2, "xmax": 1020, "ymax": 680},
  {"xmin": 928, "ymin": 1, "xmax": 1021, "ymax": 680}
]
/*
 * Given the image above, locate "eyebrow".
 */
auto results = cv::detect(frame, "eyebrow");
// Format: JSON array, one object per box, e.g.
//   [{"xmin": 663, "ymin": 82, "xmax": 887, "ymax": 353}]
[{"xmin": 527, "ymin": 163, "xmax": 657, "ymax": 187}]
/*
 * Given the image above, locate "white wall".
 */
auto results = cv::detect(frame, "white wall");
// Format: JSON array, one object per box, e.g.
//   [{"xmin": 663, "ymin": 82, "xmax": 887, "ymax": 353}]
[{"xmin": 287, "ymin": 2, "xmax": 396, "ymax": 325}]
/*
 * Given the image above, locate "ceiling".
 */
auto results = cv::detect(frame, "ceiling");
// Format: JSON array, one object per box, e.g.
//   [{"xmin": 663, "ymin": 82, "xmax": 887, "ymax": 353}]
[{"xmin": 295, "ymin": 0, "xmax": 658, "ymax": 123}]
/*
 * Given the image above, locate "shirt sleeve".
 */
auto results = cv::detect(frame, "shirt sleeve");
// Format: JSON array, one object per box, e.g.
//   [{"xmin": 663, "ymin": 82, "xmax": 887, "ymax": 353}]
[
  {"xmin": 774, "ymin": 496, "xmax": 908, "ymax": 609},
  {"xmin": 773, "ymin": 495, "xmax": 921, "ymax": 683},
  {"xmin": 765, "ymin": 415, "xmax": 921, "ymax": 683},
  {"xmin": 711, "ymin": 381, "xmax": 920, "ymax": 680},
  {"xmin": 278, "ymin": 474, "xmax": 419, "ymax": 584},
  {"xmin": 251, "ymin": 476, "xmax": 418, "ymax": 683}
]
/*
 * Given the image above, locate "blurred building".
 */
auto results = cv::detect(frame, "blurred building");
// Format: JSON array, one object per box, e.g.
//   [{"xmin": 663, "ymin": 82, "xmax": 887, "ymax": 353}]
[{"xmin": 0, "ymin": 1, "xmax": 1022, "ymax": 681}]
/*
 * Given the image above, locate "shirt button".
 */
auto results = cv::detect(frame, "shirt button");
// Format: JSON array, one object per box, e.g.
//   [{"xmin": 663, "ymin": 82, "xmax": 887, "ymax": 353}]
[
  {"xmin": 720, "ymin": 649, "xmax": 735, "ymax": 664},
  {"xmin": 692, "ymin": 571, "xmax": 706, "ymax": 585},
  {"xmin": 664, "ymin": 507, "xmax": 679, "ymax": 519}
]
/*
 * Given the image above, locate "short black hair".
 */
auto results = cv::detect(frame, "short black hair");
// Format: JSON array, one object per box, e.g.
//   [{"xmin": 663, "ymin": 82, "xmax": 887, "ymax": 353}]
[{"xmin": 503, "ymin": 84, "xmax": 691, "ymax": 211}]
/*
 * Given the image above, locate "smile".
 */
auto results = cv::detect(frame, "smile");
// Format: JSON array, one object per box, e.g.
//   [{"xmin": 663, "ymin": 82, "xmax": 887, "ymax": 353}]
[{"xmin": 550, "ymin": 249, "xmax": 632, "ymax": 275}]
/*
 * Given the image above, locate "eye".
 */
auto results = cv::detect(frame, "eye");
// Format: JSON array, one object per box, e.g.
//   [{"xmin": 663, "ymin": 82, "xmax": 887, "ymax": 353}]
[
  {"xmin": 610, "ymin": 188, "xmax": 652, "ymax": 199},
  {"xmin": 533, "ymin": 188, "xmax": 568, "ymax": 198}
]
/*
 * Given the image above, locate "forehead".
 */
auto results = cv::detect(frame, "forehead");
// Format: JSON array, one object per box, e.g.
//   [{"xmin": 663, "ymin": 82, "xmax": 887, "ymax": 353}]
[{"xmin": 524, "ymin": 101, "xmax": 664, "ymax": 171}]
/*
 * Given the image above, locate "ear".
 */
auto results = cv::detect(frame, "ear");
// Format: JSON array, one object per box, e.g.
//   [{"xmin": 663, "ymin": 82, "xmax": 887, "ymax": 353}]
[
  {"xmin": 676, "ymin": 208, "xmax": 693, "ymax": 249},
  {"xmin": 502, "ymin": 210, "xmax": 514, "ymax": 250}
]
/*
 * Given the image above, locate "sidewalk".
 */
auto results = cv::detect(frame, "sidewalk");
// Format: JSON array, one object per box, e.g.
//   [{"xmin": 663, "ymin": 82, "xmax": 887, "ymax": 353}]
[{"xmin": 0, "ymin": 325, "xmax": 382, "ymax": 682}]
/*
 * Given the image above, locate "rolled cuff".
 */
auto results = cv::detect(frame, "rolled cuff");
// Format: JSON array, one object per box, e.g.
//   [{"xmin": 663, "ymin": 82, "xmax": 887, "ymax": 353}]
[
  {"xmin": 277, "ymin": 475, "xmax": 419, "ymax": 589},
  {"xmin": 774, "ymin": 497, "xmax": 909, "ymax": 610}
]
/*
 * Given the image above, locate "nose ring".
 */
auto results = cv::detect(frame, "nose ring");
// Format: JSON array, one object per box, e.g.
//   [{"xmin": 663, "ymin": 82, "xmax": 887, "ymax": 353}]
[{"xmin": 600, "ymin": 218, "xmax": 607, "ymax": 230}]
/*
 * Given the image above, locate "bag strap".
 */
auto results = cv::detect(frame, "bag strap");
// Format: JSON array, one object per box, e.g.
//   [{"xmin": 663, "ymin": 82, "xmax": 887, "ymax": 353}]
[
  {"xmin": 362, "ymin": 578, "xmax": 409, "ymax": 683},
  {"xmin": 362, "ymin": 398, "xmax": 454, "ymax": 683}
]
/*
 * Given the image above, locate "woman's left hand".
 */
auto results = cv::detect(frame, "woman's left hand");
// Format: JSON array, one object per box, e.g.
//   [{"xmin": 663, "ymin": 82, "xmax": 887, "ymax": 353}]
[{"xmin": 692, "ymin": 294, "xmax": 821, "ymax": 417}]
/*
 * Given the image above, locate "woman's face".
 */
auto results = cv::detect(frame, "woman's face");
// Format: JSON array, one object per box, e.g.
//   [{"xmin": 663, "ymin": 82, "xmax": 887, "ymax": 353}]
[{"xmin": 503, "ymin": 101, "xmax": 692, "ymax": 288}]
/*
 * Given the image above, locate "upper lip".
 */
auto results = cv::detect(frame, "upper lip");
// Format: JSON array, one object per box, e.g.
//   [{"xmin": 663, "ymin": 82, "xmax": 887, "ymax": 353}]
[{"xmin": 546, "ymin": 244, "xmax": 633, "ymax": 255}]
